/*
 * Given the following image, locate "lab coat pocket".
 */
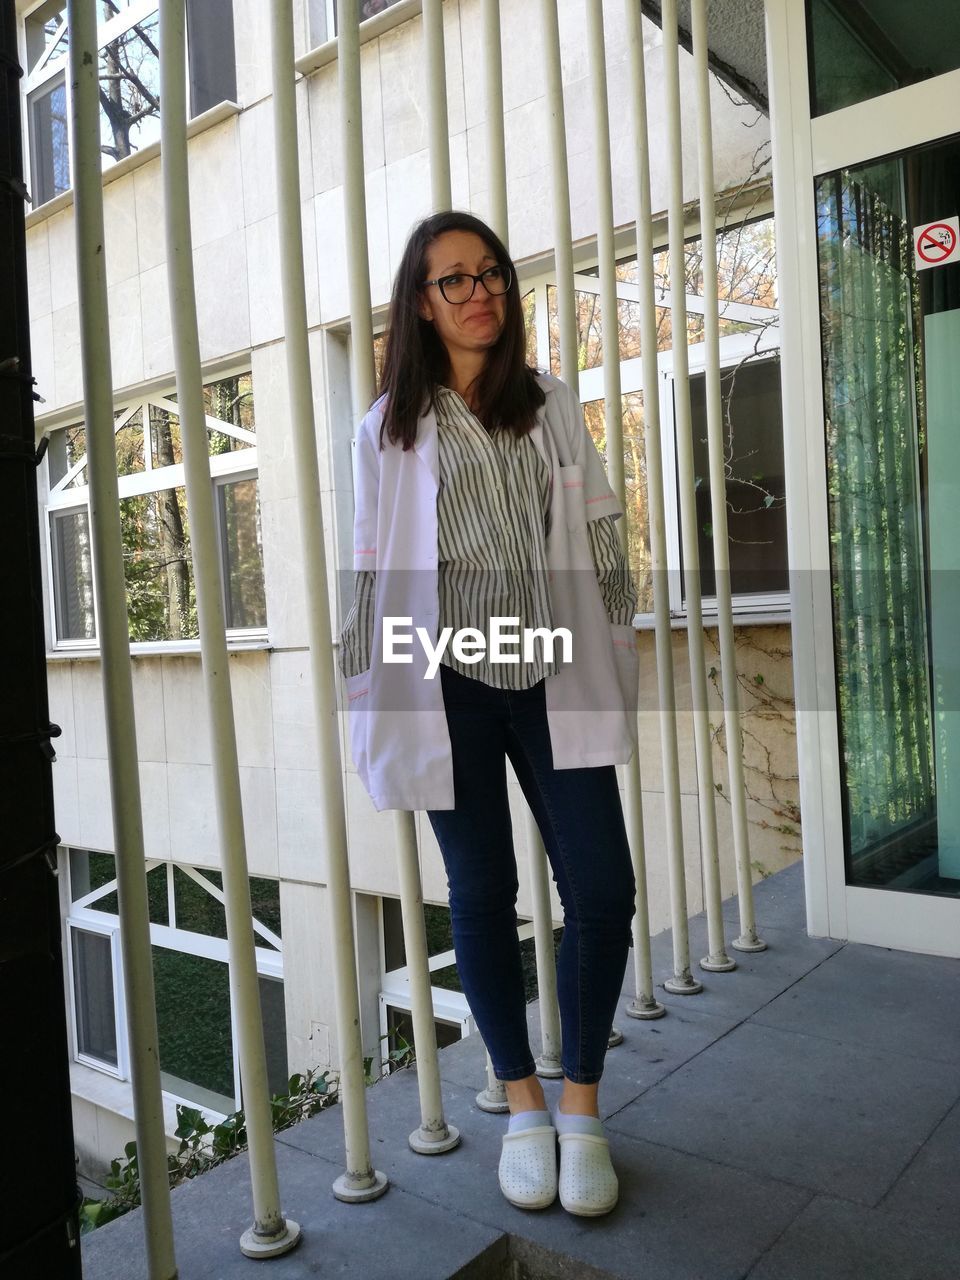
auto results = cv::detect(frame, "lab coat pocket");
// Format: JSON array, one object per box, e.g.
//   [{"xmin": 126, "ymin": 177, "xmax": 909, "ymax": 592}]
[
  {"xmin": 344, "ymin": 669, "xmax": 371, "ymax": 782},
  {"xmin": 610, "ymin": 622, "xmax": 640, "ymax": 751},
  {"xmin": 559, "ymin": 463, "xmax": 586, "ymax": 530}
]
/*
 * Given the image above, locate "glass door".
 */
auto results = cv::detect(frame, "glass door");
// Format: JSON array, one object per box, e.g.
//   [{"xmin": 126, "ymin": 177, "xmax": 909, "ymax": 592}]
[
  {"xmin": 765, "ymin": 0, "xmax": 960, "ymax": 952},
  {"xmin": 816, "ymin": 135, "xmax": 960, "ymax": 900}
]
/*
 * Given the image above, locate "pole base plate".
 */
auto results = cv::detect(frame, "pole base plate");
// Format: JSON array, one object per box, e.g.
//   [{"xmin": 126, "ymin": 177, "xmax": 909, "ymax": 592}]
[
  {"xmin": 535, "ymin": 1054, "xmax": 564, "ymax": 1078},
  {"xmin": 700, "ymin": 954, "xmax": 737, "ymax": 972},
  {"xmin": 332, "ymin": 1170, "xmax": 389, "ymax": 1203},
  {"xmin": 239, "ymin": 1219, "xmax": 302, "ymax": 1259},
  {"xmin": 476, "ymin": 1087, "xmax": 510, "ymax": 1113},
  {"xmin": 607, "ymin": 1027, "xmax": 624, "ymax": 1048},
  {"xmin": 732, "ymin": 933, "xmax": 768, "ymax": 953},
  {"xmin": 664, "ymin": 974, "xmax": 704, "ymax": 995},
  {"xmin": 624, "ymin": 997, "xmax": 667, "ymax": 1020},
  {"xmin": 409, "ymin": 1124, "xmax": 461, "ymax": 1155}
]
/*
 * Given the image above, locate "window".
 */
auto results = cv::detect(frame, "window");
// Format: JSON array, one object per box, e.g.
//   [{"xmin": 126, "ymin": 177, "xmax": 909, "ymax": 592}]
[
  {"xmin": 70, "ymin": 924, "xmax": 122, "ymax": 1071},
  {"xmin": 66, "ymin": 848, "xmax": 287, "ymax": 1113},
  {"xmin": 524, "ymin": 211, "xmax": 784, "ymax": 621},
  {"xmin": 806, "ymin": 0, "xmax": 960, "ymax": 118},
  {"xmin": 683, "ymin": 356, "xmax": 787, "ymax": 602},
  {"xmin": 20, "ymin": 0, "xmax": 236, "ymax": 209},
  {"xmin": 45, "ymin": 370, "xmax": 266, "ymax": 649},
  {"xmin": 309, "ymin": 0, "xmax": 410, "ymax": 46}
]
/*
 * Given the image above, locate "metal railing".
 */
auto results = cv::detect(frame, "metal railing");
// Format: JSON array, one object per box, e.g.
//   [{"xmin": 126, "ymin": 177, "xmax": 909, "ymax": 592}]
[{"xmin": 58, "ymin": 1, "xmax": 763, "ymax": 1271}]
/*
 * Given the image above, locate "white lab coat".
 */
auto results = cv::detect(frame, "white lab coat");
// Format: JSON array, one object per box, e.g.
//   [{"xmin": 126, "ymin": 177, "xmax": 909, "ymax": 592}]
[{"xmin": 342, "ymin": 371, "xmax": 640, "ymax": 812}]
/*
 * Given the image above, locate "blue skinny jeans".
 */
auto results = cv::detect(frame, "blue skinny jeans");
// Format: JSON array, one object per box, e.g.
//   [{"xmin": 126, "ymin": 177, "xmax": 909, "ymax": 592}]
[{"xmin": 425, "ymin": 660, "xmax": 636, "ymax": 1085}]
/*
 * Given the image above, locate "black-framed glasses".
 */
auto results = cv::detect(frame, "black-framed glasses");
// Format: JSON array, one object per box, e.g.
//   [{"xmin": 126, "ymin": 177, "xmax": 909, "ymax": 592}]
[{"xmin": 421, "ymin": 263, "xmax": 513, "ymax": 305}]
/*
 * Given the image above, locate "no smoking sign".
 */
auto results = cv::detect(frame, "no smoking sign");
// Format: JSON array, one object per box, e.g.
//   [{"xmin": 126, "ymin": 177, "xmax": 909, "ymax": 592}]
[{"xmin": 914, "ymin": 216, "xmax": 960, "ymax": 271}]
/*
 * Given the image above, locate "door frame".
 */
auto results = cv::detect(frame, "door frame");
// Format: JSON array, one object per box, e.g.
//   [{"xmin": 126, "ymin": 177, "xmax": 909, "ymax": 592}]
[{"xmin": 764, "ymin": 0, "xmax": 960, "ymax": 956}]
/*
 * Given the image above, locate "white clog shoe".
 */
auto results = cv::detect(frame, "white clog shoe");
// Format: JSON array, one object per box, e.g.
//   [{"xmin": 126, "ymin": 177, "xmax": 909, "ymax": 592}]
[
  {"xmin": 557, "ymin": 1131, "xmax": 619, "ymax": 1216},
  {"xmin": 498, "ymin": 1124, "xmax": 558, "ymax": 1209}
]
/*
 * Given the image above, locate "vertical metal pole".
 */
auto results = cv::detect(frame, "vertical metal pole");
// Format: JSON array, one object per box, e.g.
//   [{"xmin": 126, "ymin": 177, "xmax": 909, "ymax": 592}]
[
  {"xmin": 336, "ymin": 0, "xmax": 457, "ymax": 1158},
  {"xmin": 530, "ymin": 0, "xmax": 579, "ymax": 1064},
  {"xmin": 339, "ymin": 0, "xmax": 375, "ymax": 409},
  {"xmin": 662, "ymin": 0, "xmax": 734, "ymax": 974},
  {"xmin": 479, "ymin": 10, "xmax": 562, "ymax": 1067},
  {"xmin": 271, "ymin": 0, "xmax": 388, "ymax": 1202},
  {"xmin": 540, "ymin": 0, "xmax": 578, "ymax": 389},
  {"xmin": 625, "ymin": 0, "xmax": 700, "ymax": 997},
  {"xmin": 423, "ymin": 0, "xmax": 452, "ymax": 211},
  {"xmin": 690, "ymin": 0, "xmax": 766, "ymax": 953},
  {"xmin": 481, "ymin": 0, "xmax": 508, "ymax": 242},
  {"xmin": 476, "ymin": 1048, "xmax": 510, "ymax": 1111},
  {"xmin": 527, "ymin": 815, "xmax": 563, "ymax": 1077},
  {"xmin": 584, "ymin": 0, "xmax": 662, "ymax": 1022},
  {"xmin": 394, "ymin": 823, "xmax": 460, "ymax": 1152},
  {"xmin": 159, "ymin": 1, "xmax": 301, "ymax": 1255},
  {"xmin": 67, "ymin": 4, "xmax": 179, "ymax": 1274}
]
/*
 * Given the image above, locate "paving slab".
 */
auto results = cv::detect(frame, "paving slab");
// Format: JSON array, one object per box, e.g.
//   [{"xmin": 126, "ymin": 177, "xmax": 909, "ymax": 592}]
[
  {"xmin": 594, "ymin": 1006, "xmax": 743, "ymax": 1118},
  {"xmin": 744, "ymin": 1193, "xmax": 960, "ymax": 1280},
  {"xmin": 637, "ymin": 915, "xmax": 844, "ymax": 1023},
  {"xmin": 438, "ymin": 990, "xmax": 743, "ymax": 1120},
  {"xmin": 280, "ymin": 1070, "xmax": 813, "ymax": 1280},
  {"xmin": 751, "ymin": 941, "xmax": 960, "ymax": 1065},
  {"xmin": 81, "ymin": 1134, "xmax": 505, "ymax": 1280},
  {"xmin": 605, "ymin": 1019, "xmax": 960, "ymax": 1206},
  {"xmin": 879, "ymin": 1096, "xmax": 960, "ymax": 1232}
]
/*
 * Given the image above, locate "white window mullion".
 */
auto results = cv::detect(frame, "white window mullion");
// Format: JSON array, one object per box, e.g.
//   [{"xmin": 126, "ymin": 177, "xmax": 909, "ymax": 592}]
[
  {"xmin": 531, "ymin": 281, "xmax": 548, "ymax": 375},
  {"xmin": 658, "ymin": 364, "xmax": 684, "ymax": 614}
]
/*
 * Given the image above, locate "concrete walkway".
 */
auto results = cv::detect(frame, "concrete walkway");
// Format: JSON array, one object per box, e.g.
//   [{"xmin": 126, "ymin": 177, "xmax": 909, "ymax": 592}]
[{"xmin": 82, "ymin": 860, "xmax": 960, "ymax": 1279}]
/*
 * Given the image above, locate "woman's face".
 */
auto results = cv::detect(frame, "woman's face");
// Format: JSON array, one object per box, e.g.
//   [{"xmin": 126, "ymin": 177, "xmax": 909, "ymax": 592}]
[{"xmin": 417, "ymin": 230, "xmax": 508, "ymax": 364}]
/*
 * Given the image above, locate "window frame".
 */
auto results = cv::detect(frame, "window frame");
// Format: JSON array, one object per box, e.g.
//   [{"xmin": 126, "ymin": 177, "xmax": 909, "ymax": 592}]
[
  {"xmin": 66, "ymin": 916, "xmax": 127, "ymax": 1080},
  {"xmin": 65, "ymin": 849, "xmax": 284, "ymax": 1120},
  {"xmin": 42, "ymin": 368, "xmax": 267, "ymax": 653},
  {"xmin": 658, "ymin": 331, "xmax": 786, "ymax": 620}
]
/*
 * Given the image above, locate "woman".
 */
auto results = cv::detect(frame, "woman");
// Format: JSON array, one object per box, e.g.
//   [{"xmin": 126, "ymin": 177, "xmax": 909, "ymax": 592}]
[{"xmin": 339, "ymin": 210, "xmax": 640, "ymax": 1217}]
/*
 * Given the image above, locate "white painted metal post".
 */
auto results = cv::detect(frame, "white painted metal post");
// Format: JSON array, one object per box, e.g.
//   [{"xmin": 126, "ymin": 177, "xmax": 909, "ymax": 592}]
[
  {"xmin": 423, "ymin": 0, "xmax": 452, "ymax": 211},
  {"xmin": 479, "ymin": 10, "xmax": 566, "ymax": 1068},
  {"xmin": 481, "ymin": 0, "xmax": 508, "ymax": 242},
  {"xmin": 625, "ymin": 0, "xmax": 700, "ymax": 997},
  {"xmin": 662, "ymin": 0, "xmax": 734, "ymax": 974},
  {"xmin": 540, "ymin": 0, "xmax": 578, "ymax": 388},
  {"xmin": 530, "ymin": 0, "xmax": 580, "ymax": 1065},
  {"xmin": 394, "ymin": 818, "xmax": 460, "ymax": 1152},
  {"xmin": 67, "ymin": 6, "xmax": 178, "ymax": 1275},
  {"xmin": 690, "ymin": 0, "xmax": 765, "ymax": 953},
  {"xmin": 159, "ymin": 1, "xmax": 300, "ymax": 1255},
  {"xmin": 270, "ymin": 0, "xmax": 388, "ymax": 1203},
  {"xmin": 336, "ymin": 0, "xmax": 458, "ymax": 1158},
  {"xmin": 476, "ymin": 1049, "xmax": 509, "ymax": 1112},
  {"xmin": 526, "ymin": 814, "xmax": 563, "ymax": 1077},
  {"xmin": 584, "ymin": 0, "xmax": 662, "ymax": 1023}
]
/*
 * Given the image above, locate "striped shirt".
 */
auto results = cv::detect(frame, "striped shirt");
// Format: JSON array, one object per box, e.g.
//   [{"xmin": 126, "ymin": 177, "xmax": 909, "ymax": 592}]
[{"xmin": 338, "ymin": 384, "xmax": 637, "ymax": 688}]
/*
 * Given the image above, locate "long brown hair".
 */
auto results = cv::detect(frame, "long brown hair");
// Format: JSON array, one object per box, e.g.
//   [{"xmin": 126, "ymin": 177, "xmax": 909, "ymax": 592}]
[{"xmin": 375, "ymin": 211, "xmax": 544, "ymax": 451}]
